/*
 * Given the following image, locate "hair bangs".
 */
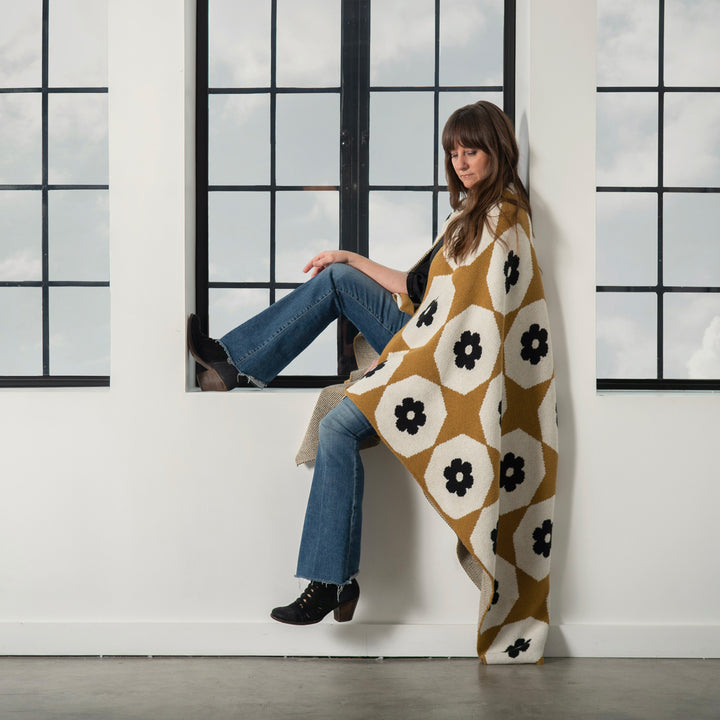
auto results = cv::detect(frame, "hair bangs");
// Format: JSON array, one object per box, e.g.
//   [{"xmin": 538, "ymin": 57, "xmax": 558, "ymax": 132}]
[{"xmin": 442, "ymin": 111, "xmax": 489, "ymax": 155}]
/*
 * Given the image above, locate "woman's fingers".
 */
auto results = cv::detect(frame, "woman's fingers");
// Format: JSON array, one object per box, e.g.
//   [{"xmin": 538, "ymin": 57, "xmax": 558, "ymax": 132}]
[{"xmin": 302, "ymin": 251, "xmax": 339, "ymax": 275}]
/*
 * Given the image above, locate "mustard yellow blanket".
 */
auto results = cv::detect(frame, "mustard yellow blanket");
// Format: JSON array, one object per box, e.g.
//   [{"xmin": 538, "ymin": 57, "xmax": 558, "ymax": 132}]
[{"xmin": 347, "ymin": 195, "xmax": 557, "ymax": 663}]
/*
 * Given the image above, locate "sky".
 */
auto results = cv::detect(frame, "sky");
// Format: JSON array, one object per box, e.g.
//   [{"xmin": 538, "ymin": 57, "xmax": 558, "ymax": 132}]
[{"xmin": 596, "ymin": 0, "xmax": 720, "ymax": 379}]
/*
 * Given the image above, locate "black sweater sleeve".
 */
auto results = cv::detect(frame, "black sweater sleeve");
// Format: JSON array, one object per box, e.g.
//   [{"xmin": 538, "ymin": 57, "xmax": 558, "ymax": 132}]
[{"xmin": 406, "ymin": 240, "xmax": 444, "ymax": 305}]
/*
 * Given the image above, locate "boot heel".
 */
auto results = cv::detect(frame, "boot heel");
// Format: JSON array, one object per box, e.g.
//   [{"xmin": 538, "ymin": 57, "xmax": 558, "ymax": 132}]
[
  {"xmin": 198, "ymin": 368, "xmax": 227, "ymax": 391},
  {"xmin": 333, "ymin": 597, "xmax": 358, "ymax": 623}
]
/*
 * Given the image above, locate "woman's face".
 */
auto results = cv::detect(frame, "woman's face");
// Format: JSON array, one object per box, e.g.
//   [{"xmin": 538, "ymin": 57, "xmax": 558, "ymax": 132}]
[{"xmin": 450, "ymin": 144, "xmax": 491, "ymax": 189}]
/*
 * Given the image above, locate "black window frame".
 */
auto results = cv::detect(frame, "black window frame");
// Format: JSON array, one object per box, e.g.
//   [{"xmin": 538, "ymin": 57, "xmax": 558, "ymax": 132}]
[
  {"xmin": 196, "ymin": 0, "xmax": 516, "ymax": 388},
  {"xmin": 0, "ymin": 0, "xmax": 110, "ymax": 389},
  {"xmin": 596, "ymin": 0, "xmax": 720, "ymax": 392}
]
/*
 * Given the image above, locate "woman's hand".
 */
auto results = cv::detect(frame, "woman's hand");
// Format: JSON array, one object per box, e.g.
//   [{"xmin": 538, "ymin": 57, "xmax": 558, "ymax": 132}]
[
  {"xmin": 302, "ymin": 250, "xmax": 408, "ymax": 294},
  {"xmin": 302, "ymin": 250, "xmax": 354, "ymax": 278}
]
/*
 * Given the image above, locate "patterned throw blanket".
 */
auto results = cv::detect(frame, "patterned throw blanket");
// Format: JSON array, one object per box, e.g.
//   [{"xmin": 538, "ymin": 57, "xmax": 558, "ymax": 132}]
[{"xmin": 347, "ymin": 194, "xmax": 558, "ymax": 664}]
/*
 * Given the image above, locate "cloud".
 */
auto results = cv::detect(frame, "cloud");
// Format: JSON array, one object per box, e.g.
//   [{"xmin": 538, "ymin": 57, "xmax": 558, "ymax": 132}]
[
  {"xmin": 276, "ymin": 0, "xmax": 340, "ymax": 86},
  {"xmin": 665, "ymin": 0, "xmax": 720, "ymax": 86},
  {"xmin": 687, "ymin": 315, "xmax": 720, "ymax": 378},
  {"xmin": 48, "ymin": 0, "xmax": 107, "ymax": 87},
  {"xmin": 439, "ymin": 0, "xmax": 489, "ymax": 45},
  {"xmin": 596, "ymin": 92, "xmax": 657, "ymax": 186},
  {"xmin": 663, "ymin": 93, "xmax": 720, "ymax": 187},
  {"xmin": 0, "ymin": 251, "xmax": 41, "ymax": 281},
  {"xmin": 209, "ymin": 1, "xmax": 271, "ymax": 87},
  {"xmin": 369, "ymin": 192, "xmax": 433, "ymax": 270},
  {"xmin": 597, "ymin": 0, "xmax": 658, "ymax": 86},
  {"xmin": 370, "ymin": 0, "xmax": 435, "ymax": 83},
  {"xmin": 0, "ymin": 94, "xmax": 42, "ymax": 184},
  {"xmin": 0, "ymin": 3, "xmax": 42, "ymax": 86},
  {"xmin": 596, "ymin": 311, "xmax": 656, "ymax": 378},
  {"xmin": 209, "ymin": 0, "xmax": 340, "ymax": 88}
]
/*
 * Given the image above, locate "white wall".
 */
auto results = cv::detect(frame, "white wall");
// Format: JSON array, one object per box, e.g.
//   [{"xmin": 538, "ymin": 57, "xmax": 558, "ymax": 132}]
[{"xmin": 0, "ymin": 0, "xmax": 718, "ymax": 658}]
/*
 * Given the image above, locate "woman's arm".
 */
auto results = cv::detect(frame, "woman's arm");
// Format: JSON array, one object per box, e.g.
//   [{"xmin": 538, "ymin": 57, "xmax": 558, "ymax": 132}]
[{"xmin": 302, "ymin": 250, "xmax": 408, "ymax": 294}]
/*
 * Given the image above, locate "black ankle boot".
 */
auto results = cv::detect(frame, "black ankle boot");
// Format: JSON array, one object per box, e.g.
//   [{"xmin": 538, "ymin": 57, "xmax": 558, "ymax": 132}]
[
  {"xmin": 270, "ymin": 579, "xmax": 360, "ymax": 625},
  {"xmin": 187, "ymin": 314, "xmax": 241, "ymax": 391}
]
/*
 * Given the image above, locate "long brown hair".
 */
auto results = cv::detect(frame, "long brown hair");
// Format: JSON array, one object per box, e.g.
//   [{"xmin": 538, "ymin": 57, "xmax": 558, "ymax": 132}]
[{"xmin": 442, "ymin": 101, "xmax": 531, "ymax": 262}]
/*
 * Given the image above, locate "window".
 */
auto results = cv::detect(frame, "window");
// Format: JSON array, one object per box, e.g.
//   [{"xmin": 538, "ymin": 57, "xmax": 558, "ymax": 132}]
[
  {"xmin": 596, "ymin": 0, "xmax": 720, "ymax": 390},
  {"xmin": 197, "ymin": 0, "xmax": 515, "ymax": 387},
  {"xmin": 0, "ymin": 0, "xmax": 109, "ymax": 388}
]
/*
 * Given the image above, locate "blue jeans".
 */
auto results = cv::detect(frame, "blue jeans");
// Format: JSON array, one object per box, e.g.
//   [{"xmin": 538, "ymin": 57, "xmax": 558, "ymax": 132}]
[
  {"xmin": 219, "ymin": 264, "xmax": 410, "ymax": 585},
  {"xmin": 219, "ymin": 263, "xmax": 408, "ymax": 387},
  {"xmin": 295, "ymin": 397, "xmax": 380, "ymax": 585}
]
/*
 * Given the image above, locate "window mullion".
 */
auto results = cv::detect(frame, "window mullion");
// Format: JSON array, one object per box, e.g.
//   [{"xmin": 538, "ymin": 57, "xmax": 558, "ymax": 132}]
[
  {"xmin": 195, "ymin": 0, "xmax": 209, "ymax": 332},
  {"xmin": 339, "ymin": 0, "xmax": 370, "ymax": 258},
  {"xmin": 338, "ymin": 0, "xmax": 370, "ymax": 375},
  {"xmin": 41, "ymin": 0, "xmax": 50, "ymax": 375}
]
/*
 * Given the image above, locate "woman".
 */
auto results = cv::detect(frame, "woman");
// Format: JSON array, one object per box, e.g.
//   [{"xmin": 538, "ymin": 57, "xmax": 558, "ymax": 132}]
[{"xmin": 189, "ymin": 102, "xmax": 557, "ymax": 663}]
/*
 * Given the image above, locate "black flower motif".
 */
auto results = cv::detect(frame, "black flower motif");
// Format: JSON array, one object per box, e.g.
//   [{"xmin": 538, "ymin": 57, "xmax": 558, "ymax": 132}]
[
  {"xmin": 504, "ymin": 251, "xmax": 520, "ymax": 293},
  {"xmin": 443, "ymin": 458, "xmax": 474, "ymax": 497},
  {"xmin": 453, "ymin": 330, "xmax": 483, "ymax": 370},
  {"xmin": 363, "ymin": 361, "xmax": 386, "ymax": 379},
  {"xmin": 532, "ymin": 519, "xmax": 553, "ymax": 558},
  {"xmin": 394, "ymin": 397, "xmax": 427, "ymax": 435},
  {"xmin": 491, "ymin": 524, "xmax": 498, "ymax": 554},
  {"xmin": 520, "ymin": 323, "xmax": 549, "ymax": 365},
  {"xmin": 416, "ymin": 299, "xmax": 438, "ymax": 328},
  {"xmin": 504, "ymin": 638, "xmax": 531, "ymax": 659},
  {"xmin": 498, "ymin": 400, "xmax": 503, "ymax": 427},
  {"xmin": 500, "ymin": 452, "xmax": 525, "ymax": 492}
]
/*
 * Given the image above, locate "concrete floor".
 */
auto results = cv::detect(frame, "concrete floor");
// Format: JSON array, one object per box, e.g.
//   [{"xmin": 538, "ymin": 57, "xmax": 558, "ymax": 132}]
[{"xmin": 0, "ymin": 657, "xmax": 718, "ymax": 719}]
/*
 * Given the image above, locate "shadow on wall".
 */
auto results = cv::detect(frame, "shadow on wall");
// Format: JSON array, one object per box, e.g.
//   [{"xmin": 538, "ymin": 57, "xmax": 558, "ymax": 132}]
[
  {"xmin": 354, "ymin": 445, "xmax": 423, "ymax": 623},
  {"xmin": 525, "ymin": 166, "xmax": 577, "ymax": 628}
]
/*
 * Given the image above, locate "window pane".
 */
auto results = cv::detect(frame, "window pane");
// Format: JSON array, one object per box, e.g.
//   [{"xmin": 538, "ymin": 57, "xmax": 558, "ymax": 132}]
[
  {"xmin": 597, "ymin": 292, "xmax": 656, "ymax": 378},
  {"xmin": 370, "ymin": 0, "xmax": 435, "ymax": 86},
  {"xmin": 49, "ymin": 287, "xmax": 110, "ymax": 375},
  {"xmin": 0, "ymin": 288, "xmax": 42, "ymax": 374},
  {"xmin": 664, "ymin": 294, "xmax": 720, "ymax": 379},
  {"xmin": 664, "ymin": 93, "xmax": 720, "ymax": 188},
  {"xmin": 438, "ymin": 190, "xmax": 453, "ymax": 231},
  {"xmin": 276, "ymin": 0, "xmax": 340, "ymax": 87},
  {"xmin": 369, "ymin": 191, "xmax": 433, "ymax": 270},
  {"xmin": 439, "ymin": 0, "xmax": 503, "ymax": 86},
  {"xmin": 597, "ymin": 93, "xmax": 657, "ymax": 187},
  {"xmin": 209, "ymin": 94, "xmax": 270, "ymax": 185},
  {"xmin": 370, "ymin": 92, "xmax": 434, "ymax": 186},
  {"xmin": 276, "ymin": 289, "xmax": 338, "ymax": 376},
  {"xmin": 0, "ymin": 0, "xmax": 42, "ymax": 86},
  {"xmin": 276, "ymin": 191, "xmax": 339, "ymax": 283},
  {"xmin": 209, "ymin": 288, "xmax": 269, "ymax": 339},
  {"xmin": 209, "ymin": 0, "xmax": 270, "ymax": 87},
  {"xmin": 0, "ymin": 94, "xmax": 41, "ymax": 184},
  {"xmin": 596, "ymin": 192, "xmax": 657, "ymax": 286},
  {"xmin": 438, "ymin": 91, "xmax": 503, "ymax": 179},
  {"xmin": 664, "ymin": 194, "xmax": 720, "ymax": 287},
  {"xmin": 0, "ymin": 191, "xmax": 41, "ymax": 281},
  {"xmin": 665, "ymin": 0, "xmax": 720, "ymax": 86},
  {"xmin": 49, "ymin": 190, "xmax": 108, "ymax": 281},
  {"xmin": 276, "ymin": 94, "xmax": 339, "ymax": 186},
  {"xmin": 49, "ymin": 0, "xmax": 108, "ymax": 87},
  {"xmin": 596, "ymin": 0, "xmax": 658, "ymax": 87},
  {"xmin": 209, "ymin": 191, "xmax": 270, "ymax": 282},
  {"xmin": 48, "ymin": 93, "xmax": 108, "ymax": 184}
]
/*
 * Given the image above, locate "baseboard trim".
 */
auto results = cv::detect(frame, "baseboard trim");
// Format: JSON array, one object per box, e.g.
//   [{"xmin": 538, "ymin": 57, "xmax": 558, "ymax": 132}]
[{"xmin": 1, "ymin": 623, "xmax": 718, "ymax": 658}]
